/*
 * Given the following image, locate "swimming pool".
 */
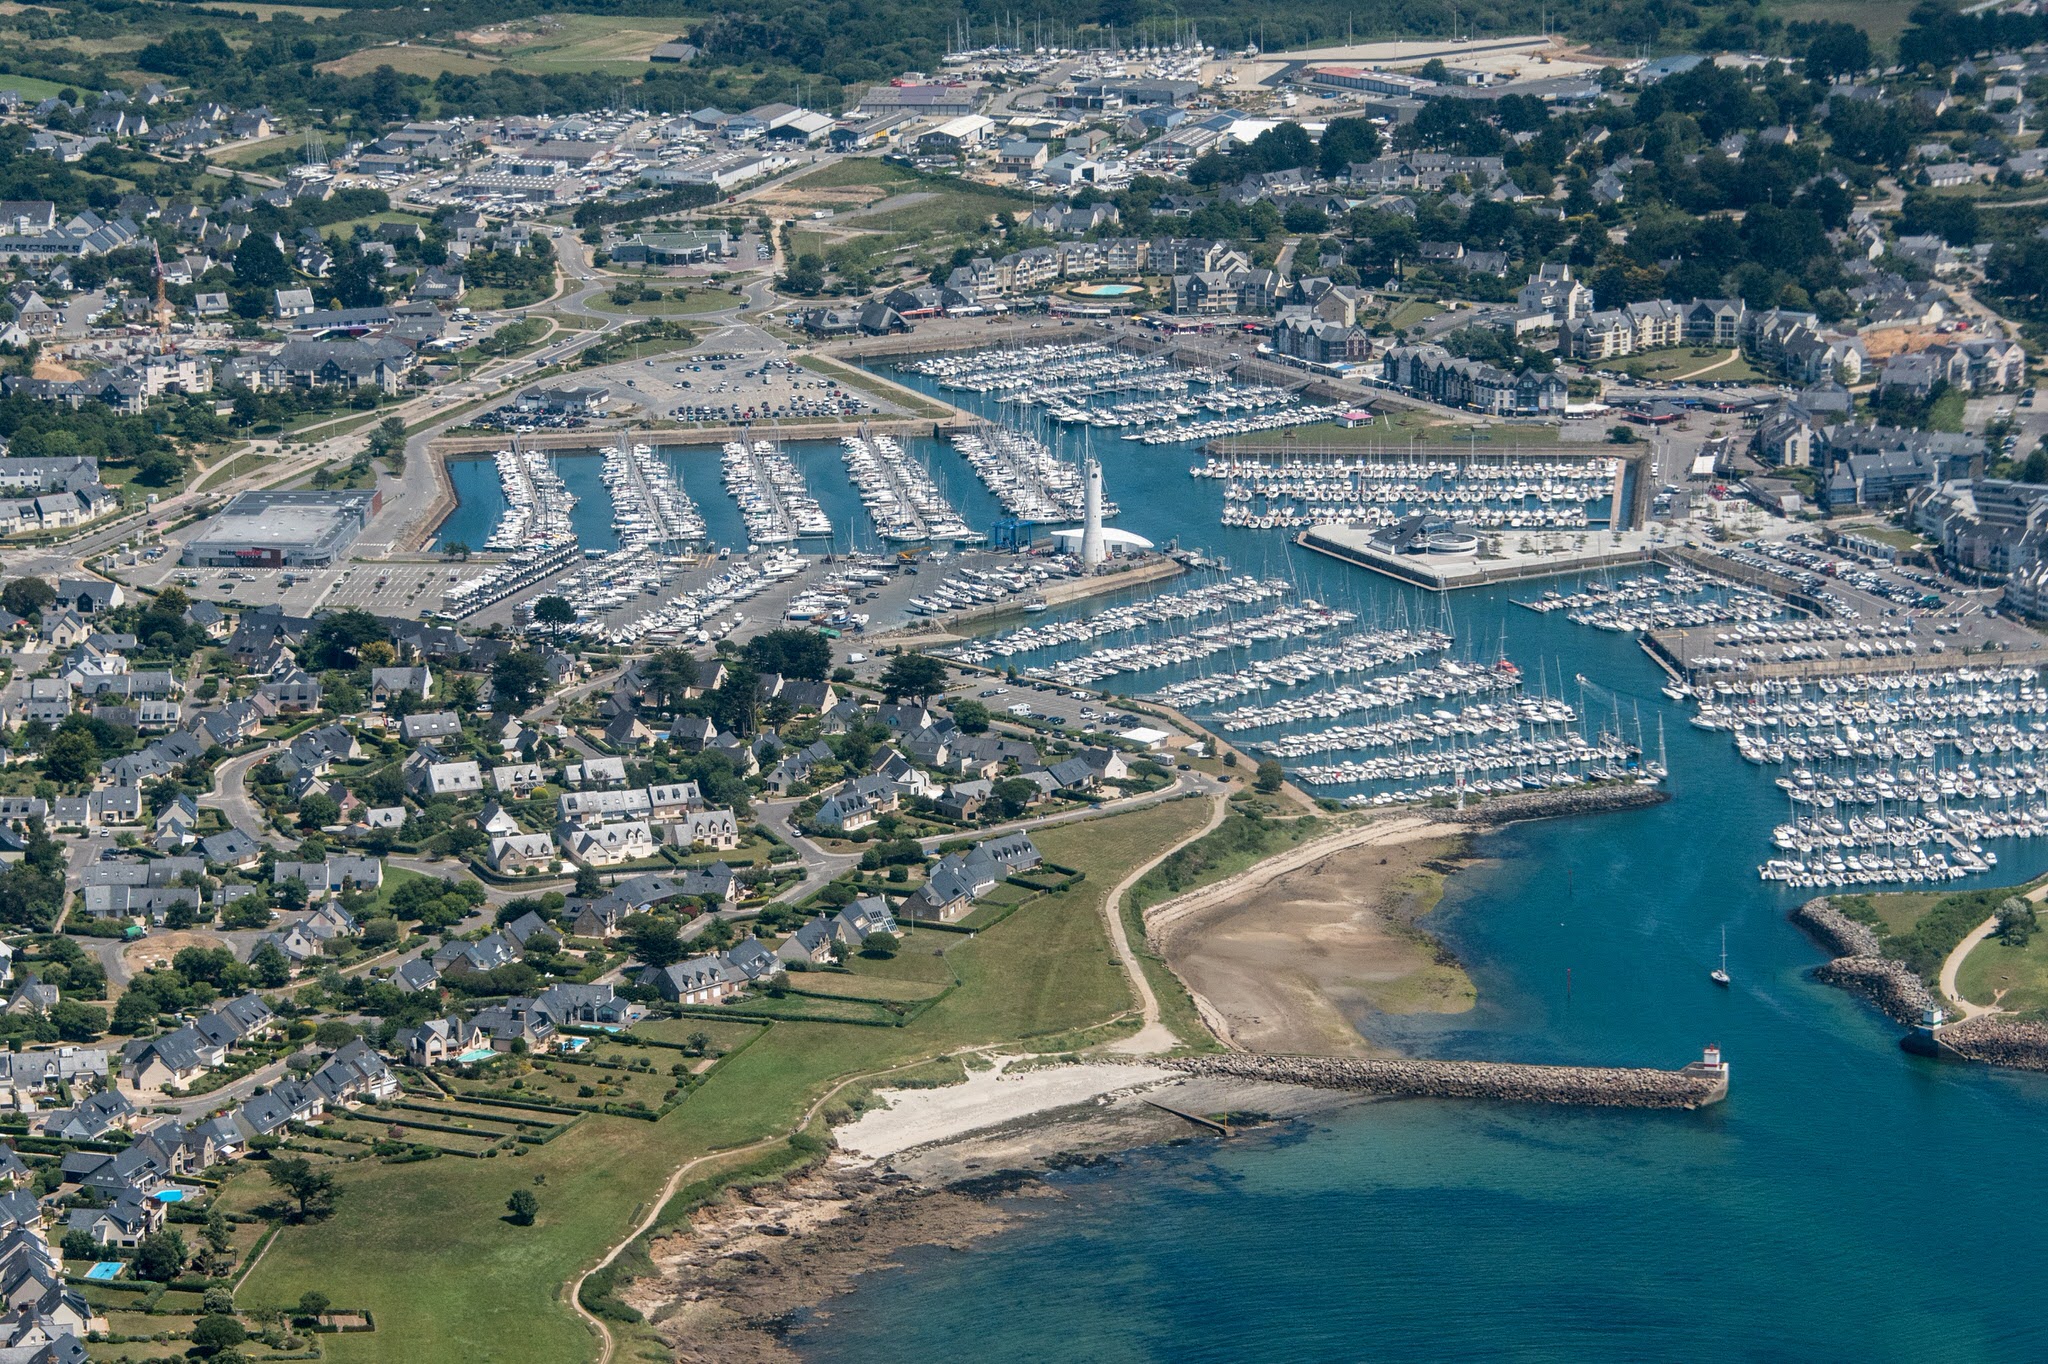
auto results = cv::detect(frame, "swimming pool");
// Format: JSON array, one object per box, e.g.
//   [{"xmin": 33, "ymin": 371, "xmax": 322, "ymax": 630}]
[
  {"xmin": 154, "ymin": 1189, "xmax": 186, "ymax": 1203},
  {"xmin": 1071, "ymin": 283, "xmax": 1141, "ymax": 297},
  {"xmin": 455, "ymin": 1047, "xmax": 498, "ymax": 1064},
  {"xmin": 84, "ymin": 1263, "xmax": 122, "ymax": 1281},
  {"xmin": 560, "ymin": 1036, "xmax": 590, "ymax": 1053}
]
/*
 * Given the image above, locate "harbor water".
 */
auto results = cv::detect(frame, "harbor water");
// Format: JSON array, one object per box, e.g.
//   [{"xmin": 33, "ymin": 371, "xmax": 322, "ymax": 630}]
[{"xmin": 431, "ymin": 364, "xmax": 2048, "ymax": 1361}]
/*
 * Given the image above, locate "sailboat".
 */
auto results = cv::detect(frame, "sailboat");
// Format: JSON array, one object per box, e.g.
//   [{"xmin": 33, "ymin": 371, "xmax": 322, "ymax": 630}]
[{"xmin": 1711, "ymin": 927, "xmax": 1731, "ymax": 987}]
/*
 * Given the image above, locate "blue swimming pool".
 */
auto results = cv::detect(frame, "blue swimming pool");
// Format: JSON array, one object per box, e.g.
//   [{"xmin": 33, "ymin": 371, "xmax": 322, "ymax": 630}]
[
  {"xmin": 455, "ymin": 1047, "xmax": 498, "ymax": 1064},
  {"xmin": 84, "ymin": 1262, "xmax": 122, "ymax": 1281},
  {"xmin": 154, "ymin": 1189, "xmax": 185, "ymax": 1203}
]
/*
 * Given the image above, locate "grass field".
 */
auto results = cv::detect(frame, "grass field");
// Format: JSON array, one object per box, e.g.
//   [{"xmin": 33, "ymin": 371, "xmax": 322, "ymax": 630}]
[
  {"xmin": 790, "ymin": 159, "xmax": 920, "ymax": 191},
  {"xmin": 1603, "ymin": 346, "xmax": 1767, "ymax": 384},
  {"xmin": 586, "ymin": 291, "xmax": 740, "ymax": 318},
  {"xmin": 1383, "ymin": 298, "xmax": 1444, "ymax": 330},
  {"xmin": 499, "ymin": 15, "xmax": 690, "ymax": 74},
  {"xmin": 237, "ymin": 799, "xmax": 1208, "ymax": 1362},
  {"xmin": 0, "ymin": 72, "xmax": 73, "ymax": 100},
  {"xmin": 1769, "ymin": 0, "xmax": 1919, "ymax": 48},
  {"xmin": 854, "ymin": 187, "xmax": 1023, "ymax": 239},
  {"xmin": 170, "ymin": 0, "xmax": 353, "ymax": 15},
  {"xmin": 318, "ymin": 44, "xmax": 504, "ymax": 78},
  {"xmin": 1959, "ymin": 926, "xmax": 2048, "ymax": 1017}
]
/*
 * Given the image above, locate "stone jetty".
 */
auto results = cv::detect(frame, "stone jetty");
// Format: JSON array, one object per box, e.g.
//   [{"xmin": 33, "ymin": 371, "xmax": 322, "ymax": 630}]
[
  {"xmin": 1936, "ymin": 1016, "xmax": 2048, "ymax": 1071},
  {"xmin": 1426, "ymin": 784, "xmax": 1669, "ymax": 827},
  {"xmin": 1791, "ymin": 897, "xmax": 1934, "ymax": 1025},
  {"xmin": 1162, "ymin": 1051, "xmax": 1726, "ymax": 1110}
]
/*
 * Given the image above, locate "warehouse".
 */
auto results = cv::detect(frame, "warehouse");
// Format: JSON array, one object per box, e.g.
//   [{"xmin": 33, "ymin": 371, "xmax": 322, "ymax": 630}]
[{"xmin": 181, "ymin": 489, "xmax": 381, "ymax": 568}]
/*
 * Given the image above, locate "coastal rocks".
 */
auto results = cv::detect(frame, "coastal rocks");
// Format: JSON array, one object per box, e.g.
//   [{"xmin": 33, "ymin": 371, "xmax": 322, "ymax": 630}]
[
  {"xmin": 1937, "ymin": 1016, "xmax": 2048, "ymax": 1071},
  {"xmin": 1811, "ymin": 957, "xmax": 1934, "ymax": 1026},
  {"xmin": 1789, "ymin": 897, "xmax": 1882, "ymax": 959},
  {"xmin": 1160, "ymin": 1052, "xmax": 1723, "ymax": 1110},
  {"xmin": 1791, "ymin": 897, "xmax": 1933, "ymax": 1026},
  {"xmin": 1425, "ymin": 784, "xmax": 1670, "ymax": 826}
]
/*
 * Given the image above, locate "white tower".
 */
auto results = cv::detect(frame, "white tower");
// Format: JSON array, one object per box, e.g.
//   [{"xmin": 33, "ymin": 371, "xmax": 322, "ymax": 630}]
[{"xmin": 1080, "ymin": 457, "xmax": 1105, "ymax": 570}]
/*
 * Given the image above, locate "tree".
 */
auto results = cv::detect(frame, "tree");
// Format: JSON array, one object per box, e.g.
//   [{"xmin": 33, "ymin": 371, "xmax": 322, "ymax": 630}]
[
  {"xmin": 0, "ymin": 578, "xmax": 53, "ymax": 619},
  {"xmin": 133, "ymin": 1226, "xmax": 188, "ymax": 1281},
  {"xmin": 192, "ymin": 1314, "xmax": 247, "ymax": 1354},
  {"xmin": 49, "ymin": 1000, "xmax": 106, "ymax": 1041},
  {"xmin": 298, "ymin": 1290, "xmax": 331, "ymax": 1319},
  {"xmin": 861, "ymin": 930, "xmax": 898, "ymax": 958},
  {"xmin": 991, "ymin": 776, "xmax": 1037, "ymax": 819},
  {"xmin": 1999, "ymin": 896, "xmax": 2037, "ymax": 947},
  {"xmin": 879, "ymin": 653, "xmax": 946, "ymax": 703},
  {"xmin": 951, "ymin": 699, "xmax": 991, "ymax": 734},
  {"xmin": 41, "ymin": 731, "xmax": 97, "ymax": 784},
  {"xmin": 532, "ymin": 596, "xmax": 576, "ymax": 639},
  {"xmin": 249, "ymin": 939, "xmax": 292, "ymax": 989},
  {"xmin": 1318, "ymin": 116, "xmax": 1382, "ymax": 179},
  {"xmin": 574, "ymin": 864, "xmax": 603, "ymax": 898},
  {"xmin": 506, "ymin": 1189, "xmax": 539, "ymax": 1225},
  {"xmin": 1254, "ymin": 760, "xmax": 1286, "ymax": 794},
  {"xmin": 742, "ymin": 627, "xmax": 831, "ymax": 680},
  {"xmin": 624, "ymin": 915, "xmax": 685, "ymax": 968},
  {"xmin": 266, "ymin": 1157, "xmax": 338, "ymax": 1220},
  {"xmin": 492, "ymin": 649, "xmax": 549, "ymax": 708},
  {"xmin": 60, "ymin": 1229, "xmax": 94, "ymax": 1261},
  {"xmin": 1419, "ymin": 57, "xmax": 1449, "ymax": 81},
  {"xmin": 201, "ymin": 1285, "xmax": 236, "ymax": 1314},
  {"xmin": 298, "ymin": 793, "xmax": 340, "ymax": 830},
  {"xmin": 136, "ymin": 450, "xmax": 184, "ymax": 486},
  {"xmin": 233, "ymin": 233, "xmax": 290, "ymax": 290},
  {"xmin": 332, "ymin": 245, "xmax": 387, "ymax": 309},
  {"xmin": 1803, "ymin": 21, "xmax": 1871, "ymax": 82},
  {"xmin": 314, "ymin": 1021, "xmax": 357, "ymax": 1049},
  {"xmin": 192, "ymin": 1310, "xmax": 245, "ymax": 1351}
]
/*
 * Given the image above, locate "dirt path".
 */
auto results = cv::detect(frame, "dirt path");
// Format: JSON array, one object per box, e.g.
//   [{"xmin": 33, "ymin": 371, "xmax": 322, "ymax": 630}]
[
  {"xmin": 566, "ymin": 1052, "xmax": 988, "ymax": 1364},
  {"xmin": 1102, "ymin": 793, "xmax": 1228, "ymax": 1055},
  {"xmin": 1940, "ymin": 915, "xmax": 2004, "ymax": 1020}
]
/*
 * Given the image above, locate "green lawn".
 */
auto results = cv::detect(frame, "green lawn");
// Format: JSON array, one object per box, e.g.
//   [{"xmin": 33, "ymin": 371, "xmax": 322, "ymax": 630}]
[
  {"xmin": 237, "ymin": 799, "xmax": 1212, "ymax": 1362},
  {"xmin": 586, "ymin": 291, "xmax": 739, "ymax": 318},
  {"xmin": 1603, "ymin": 346, "xmax": 1766, "ymax": 384},
  {"xmin": 0, "ymin": 72, "xmax": 74, "ymax": 100},
  {"xmin": 1958, "ymin": 927, "xmax": 2048, "ymax": 1017},
  {"xmin": 499, "ymin": 15, "xmax": 695, "ymax": 74},
  {"xmin": 790, "ymin": 159, "xmax": 920, "ymax": 191}
]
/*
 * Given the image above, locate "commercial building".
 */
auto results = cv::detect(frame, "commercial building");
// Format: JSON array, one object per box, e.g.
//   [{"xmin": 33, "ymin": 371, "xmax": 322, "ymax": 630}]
[{"xmin": 180, "ymin": 489, "xmax": 381, "ymax": 568}]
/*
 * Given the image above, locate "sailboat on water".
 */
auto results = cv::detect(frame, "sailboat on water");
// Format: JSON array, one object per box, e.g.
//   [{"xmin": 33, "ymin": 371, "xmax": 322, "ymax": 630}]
[{"xmin": 1711, "ymin": 927, "xmax": 1730, "ymax": 987}]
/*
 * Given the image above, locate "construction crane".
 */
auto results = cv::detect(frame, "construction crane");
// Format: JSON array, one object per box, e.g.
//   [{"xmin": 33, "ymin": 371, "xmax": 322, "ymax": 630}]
[{"xmin": 149, "ymin": 238, "xmax": 171, "ymax": 349}]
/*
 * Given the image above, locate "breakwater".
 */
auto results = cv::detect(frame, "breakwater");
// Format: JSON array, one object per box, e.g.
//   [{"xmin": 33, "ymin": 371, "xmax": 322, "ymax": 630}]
[
  {"xmin": 1161, "ymin": 1052, "xmax": 1726, "ymax": 1110},
  {"xmin": 1936, "ymin": 1016, "xmax": 2048, "ymax": 1070},
  {"xmin": 1790, "ymin": 897, "xmax": 1934, "ymax": 1025},
  {"xmin": 1426, "ymin": 783, "xmax": 1669, "ymax": 826}
]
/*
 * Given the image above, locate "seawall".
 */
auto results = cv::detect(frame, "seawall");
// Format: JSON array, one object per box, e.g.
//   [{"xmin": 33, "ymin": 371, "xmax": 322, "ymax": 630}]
[
  {"xmin": 1426, "ymin": 783, "xmax": 1669, "ymax": 826},
  {"xmin": 1162, "ymin": 1053, "xmax": 1725, "ymax": 1109},
  {"xmin": 1789, "ymin": 897, "xmax": 1934, "ymax": 1026}
]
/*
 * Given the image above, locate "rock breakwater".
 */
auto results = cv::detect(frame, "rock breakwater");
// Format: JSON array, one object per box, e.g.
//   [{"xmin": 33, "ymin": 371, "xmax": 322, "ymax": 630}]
[
  {"xmin": 1936, "ymin": 1016, "xmax": 2048, "ymax": 1071},
  {"xmin": 1791, "ymin": 897, "xmax": 1933, "ymax": 1026},
  {"xmin": 1162, "ymin": 1052, "xmax": 1723, "ymax": 1109},
  {"xmin": 1426, "ymin": 784, "xmax": 1669, "ymax": 827}
]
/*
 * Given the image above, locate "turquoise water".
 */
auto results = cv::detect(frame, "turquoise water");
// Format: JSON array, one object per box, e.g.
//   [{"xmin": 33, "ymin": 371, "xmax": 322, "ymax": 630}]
[
  {"xmin": 434, "ymin": 361, "xmax": 2048, "ymax": 1359},
  {"xmin": 785, "ymin": 361, "xmax": 2048, "ymax": 1364}
]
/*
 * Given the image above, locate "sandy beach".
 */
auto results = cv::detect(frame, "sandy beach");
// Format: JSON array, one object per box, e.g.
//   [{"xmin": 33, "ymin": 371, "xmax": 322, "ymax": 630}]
[{"xmin": 1149, "ymin": 815, "xmax": 1477, "ymax": 1055}]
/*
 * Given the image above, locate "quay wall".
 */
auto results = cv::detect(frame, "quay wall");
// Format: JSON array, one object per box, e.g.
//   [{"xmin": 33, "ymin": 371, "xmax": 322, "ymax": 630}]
[
  {"xmin": 1296, "ymin": 528, "xmax": 1652, "ymax": 592},
  {"xmin": 427, "ymin": 417, "xmax": 972, "ymax": 457},
  {"xmin": 1426, "ymin": 783, "xmax": 1669, "ymax": 826},
  {"xmin": 1162, "ymin": 1053, "xmax": 1725, "ymax": 1110}
]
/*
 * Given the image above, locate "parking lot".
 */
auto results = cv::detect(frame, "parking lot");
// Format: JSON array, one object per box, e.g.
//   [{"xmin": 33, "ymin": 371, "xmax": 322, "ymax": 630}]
[
  {"xmin": 593, "ymin": 352, "xmax": 893, "ymax": 426},
  {"xmin": 142, "ymin": 559, "xmax": 455, "ymax": 618}
]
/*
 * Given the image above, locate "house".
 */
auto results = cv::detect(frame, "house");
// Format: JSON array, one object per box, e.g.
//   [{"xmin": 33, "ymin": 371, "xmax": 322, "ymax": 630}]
[
  {"xmin": 906, "ymin": 834, "xmax": 1041, "ymax": 921},
  {"xmin": 470, "ymin": 999, "xmax": 556, "ymax": 1053},
  {"xmin": 432, "ymin": 934, "xmax": 518, "ymax": 978},
  {"xmin": 39, "ymin": 1089, "xmax": 134, "ymax": 1140},
  {"xmin": 490, "ymin": 833, "xmax": 557, "ymax": 874},
  {"xmin": 562, "ymin": 756, "xmax": 629, "ymax": 788},
  {"xmin": 639, "ymin": 955, "xmax": 745, "ymax": 1005},
  {"xmin": 492, "ymin": 762, "xmax": 545, "ymax": 796},
  {"xmin": 401, "ymin": 711, "xmax": 462, "ymax": 744},
  {"xmin": 119, "ymin": 1026, "xmax": 223, "ymax": 1091},
  {"xmin": 412, "ymin": 759, "xmax": 484, "ymax": 798},
  {"xmin": 308, "ymin": 1039, "xmax": 397, "ymax": 1105},
  {"xmin": 197, "ymin": 828, "xmax": 262, "ymax": 869},
  {"xmin": 532, "ymin": 982, "xmax": 641, "ymax": 1027},
  {"xmin": 392, "ymin": 958, "xmax": 440, "ymax": 994},
  {"xmin": 66, "ymin": 1192, "xmax": 164, "ymax": 1248},
  {"xmin": 668, "ymin": 808, "xmax": 740, "ymax": 850},
  {"xmin": 370, "ymin": 666, "xmax": 432, "ymax": 704},
  {"xmin": 558, "ymin": 820, "xmax": 657, "ymax": 867},
  {"xmin": 396, "ymin": 1015, "xmax": 485, "ymax": 1066}
]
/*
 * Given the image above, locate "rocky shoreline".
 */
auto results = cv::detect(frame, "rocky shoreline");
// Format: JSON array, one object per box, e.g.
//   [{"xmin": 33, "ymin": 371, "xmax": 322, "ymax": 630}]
[
  {"xmin": 1791, "ymin": 896, "xmax": 2048, "ymax": 1066},
  {"xmin": 1427, "ymin": 783, "xmax": 1670, "ymax": 827},
  {"xmin": 1934, "ymin": 1016, "xmax": 2048, "ymax": 1071},
  {"xmin": 1162, "ymin": 1051, "xmax": 1724, "ymax": 1109}
]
